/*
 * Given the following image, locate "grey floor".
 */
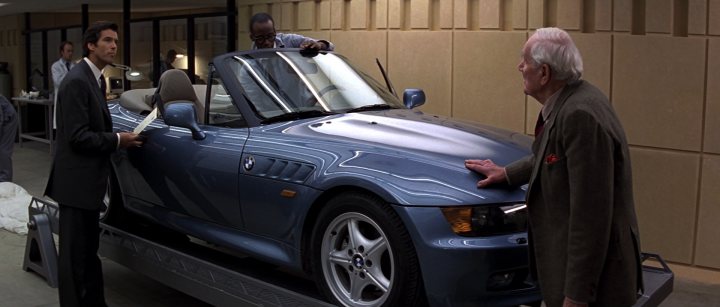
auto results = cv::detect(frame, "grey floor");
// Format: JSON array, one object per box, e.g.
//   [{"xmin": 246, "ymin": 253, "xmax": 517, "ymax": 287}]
[{"xmin": 2, "ymin": 141, "xmax": 720, "ymax": 307}]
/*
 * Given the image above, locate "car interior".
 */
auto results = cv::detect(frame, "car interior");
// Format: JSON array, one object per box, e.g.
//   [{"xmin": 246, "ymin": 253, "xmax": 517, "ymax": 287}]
[{"xmin": 119, "ymin": 69, "xmax": 245, "ymax": 128}]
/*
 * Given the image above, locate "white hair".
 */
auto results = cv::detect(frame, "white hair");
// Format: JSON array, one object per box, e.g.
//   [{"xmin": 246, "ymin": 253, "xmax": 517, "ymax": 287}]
[{"xmin": 529, "ymin": 27, "xmax": 583, "ymax": 83}]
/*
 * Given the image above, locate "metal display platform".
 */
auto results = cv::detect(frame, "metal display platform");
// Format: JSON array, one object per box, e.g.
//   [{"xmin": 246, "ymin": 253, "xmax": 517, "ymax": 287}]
[
  {"xmin": 23, "ymin": 197, "xmax": 673, "ymax": 307},
  {"xmin": 22, "ymin": 197, "xmax": 334, "ymax": 307}
]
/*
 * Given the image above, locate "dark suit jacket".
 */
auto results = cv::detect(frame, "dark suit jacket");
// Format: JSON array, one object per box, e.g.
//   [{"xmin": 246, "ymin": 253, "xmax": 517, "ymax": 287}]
[
  {"xmin": 506, "ymin": 81, "xmax": 643, "ymax": 307},
  {"xmin": 45, "ymin": 60, "xmax": 118, "ymax": 210}
]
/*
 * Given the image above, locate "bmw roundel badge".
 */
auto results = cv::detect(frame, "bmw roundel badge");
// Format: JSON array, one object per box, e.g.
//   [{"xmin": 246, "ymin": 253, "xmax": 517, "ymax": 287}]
[{"xmin": 243, "ymin": 155, "xmax": 255, "ymax": 171}]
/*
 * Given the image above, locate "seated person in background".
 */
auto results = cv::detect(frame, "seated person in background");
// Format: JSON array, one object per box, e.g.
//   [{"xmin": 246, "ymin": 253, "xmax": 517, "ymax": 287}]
[
  {"xmin": 249, "ymin": 12, "xmax": 334, "ymax": 51},
  {"xmin": 158, "ymin": 49, "xmax": 178, "ymax": 77}
]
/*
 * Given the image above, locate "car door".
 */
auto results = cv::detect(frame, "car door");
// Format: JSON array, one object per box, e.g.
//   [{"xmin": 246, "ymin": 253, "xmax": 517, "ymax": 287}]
[{"xmin": 123, "ymin": 78, "xmax": 249, "ymax": 229}]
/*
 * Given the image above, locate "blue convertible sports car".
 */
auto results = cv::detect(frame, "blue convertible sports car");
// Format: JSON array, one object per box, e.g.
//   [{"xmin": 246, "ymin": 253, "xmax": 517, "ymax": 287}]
[{"xmin": 107, "ymin": 49, "xmax": 542, "ymax": 306}]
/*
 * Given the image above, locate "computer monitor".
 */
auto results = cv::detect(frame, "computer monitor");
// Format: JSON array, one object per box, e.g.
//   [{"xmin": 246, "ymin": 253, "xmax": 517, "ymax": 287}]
[{"xmin": 109, "ymin": 77, "xmax": 123, "ymax": 94}]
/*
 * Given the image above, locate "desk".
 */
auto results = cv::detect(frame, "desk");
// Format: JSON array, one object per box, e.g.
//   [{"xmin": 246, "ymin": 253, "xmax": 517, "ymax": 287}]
[{"xmin": 11, "ymin": 97, "xmax": 54, "ymax": 154}]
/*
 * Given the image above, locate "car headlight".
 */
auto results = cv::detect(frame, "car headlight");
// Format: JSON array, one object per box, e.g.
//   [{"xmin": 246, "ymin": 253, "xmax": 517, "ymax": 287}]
[{"xmin": 440, "ymin": 203, "xmax": 527, "ymax": 237}]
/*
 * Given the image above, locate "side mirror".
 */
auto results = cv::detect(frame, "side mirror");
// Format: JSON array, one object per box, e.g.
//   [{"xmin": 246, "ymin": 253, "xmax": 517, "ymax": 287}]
[
  {"xmin": 164, "ymin": 102, "xmax": 206, "ymax": 140},
  {"xmin": 403, "ymin": 89, "xmax": 425, "ymax": 109}
]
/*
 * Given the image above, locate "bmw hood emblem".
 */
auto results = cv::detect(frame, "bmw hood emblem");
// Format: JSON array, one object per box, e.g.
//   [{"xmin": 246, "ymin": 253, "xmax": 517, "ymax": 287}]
[{"xmin": 243, "ymin": 155, "xmax": 255, "ymax": 171}]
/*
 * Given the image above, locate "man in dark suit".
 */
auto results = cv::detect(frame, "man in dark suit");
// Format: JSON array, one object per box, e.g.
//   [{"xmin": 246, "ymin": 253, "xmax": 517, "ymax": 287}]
[
  {"xmin": 465, "ymin": 28, "xmax": 642, "ymax": 307},
  {"xmin": 45, "ymin": 21, "xmax": 143, "ymax": 306}
]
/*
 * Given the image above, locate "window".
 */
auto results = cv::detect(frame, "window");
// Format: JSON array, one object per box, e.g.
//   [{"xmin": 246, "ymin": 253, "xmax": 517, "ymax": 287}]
[
  {"xmin": 207, "ymin": 68, "xmax": 245, "ymax": 128},
  {"xmin": 195, "ymin": 16, "xmax": 227, "ymax": 85},
  {"xmin": 129, "ymin": 22, "xmax": 153, "ymax": 89}
]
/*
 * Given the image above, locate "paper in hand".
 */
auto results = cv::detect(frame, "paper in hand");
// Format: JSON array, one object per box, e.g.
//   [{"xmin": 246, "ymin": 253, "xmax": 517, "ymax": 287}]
[{"xmin": 133, "ymin": 107, "xmax": 158, "ymax": 134}]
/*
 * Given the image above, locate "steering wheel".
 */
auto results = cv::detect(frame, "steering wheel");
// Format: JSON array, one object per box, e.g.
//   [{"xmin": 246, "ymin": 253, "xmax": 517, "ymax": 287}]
[{"xmin": 305, "ymin": 85, "xmax": 339, "ymax": 107}]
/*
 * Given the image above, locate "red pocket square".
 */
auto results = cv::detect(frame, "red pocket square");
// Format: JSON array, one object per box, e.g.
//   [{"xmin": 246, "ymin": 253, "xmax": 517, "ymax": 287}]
[{"xmin": 545, "ymin": 154, "xmax": 559, "ymax": 164}]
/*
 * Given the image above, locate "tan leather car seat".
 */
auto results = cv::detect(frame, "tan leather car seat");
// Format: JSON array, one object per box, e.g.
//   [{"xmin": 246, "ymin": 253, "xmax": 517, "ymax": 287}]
[{"xmin": 157, "ymin": 69, "xmax": 205, "ymax": 124}]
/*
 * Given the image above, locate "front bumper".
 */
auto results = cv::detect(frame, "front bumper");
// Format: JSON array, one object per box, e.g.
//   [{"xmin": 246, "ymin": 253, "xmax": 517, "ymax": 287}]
[{"xmin": 393, "ymin": 205, "xmax": 542, "ymax": 307}]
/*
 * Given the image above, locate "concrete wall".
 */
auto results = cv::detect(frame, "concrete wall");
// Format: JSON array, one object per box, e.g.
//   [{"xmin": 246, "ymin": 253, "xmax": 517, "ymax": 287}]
[{"xmin": 238, "ymin": 0, "xmax": 720, "ymax": 271}]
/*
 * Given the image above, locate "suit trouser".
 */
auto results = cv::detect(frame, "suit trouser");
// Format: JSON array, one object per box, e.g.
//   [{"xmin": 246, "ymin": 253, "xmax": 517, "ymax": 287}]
[
  {"xmin": 58, "ymin": 205, "xmax": 107, "ymax": 307},
  {"xmin": 0, "ymin": 96, "xmax": 17, "ymax": 182}
]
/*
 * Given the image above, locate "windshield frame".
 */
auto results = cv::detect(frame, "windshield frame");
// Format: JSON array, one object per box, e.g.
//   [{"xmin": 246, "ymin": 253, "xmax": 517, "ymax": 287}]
[{"xmin": 212, "ymin": 48, "xmax": 403, "ymax": 127}]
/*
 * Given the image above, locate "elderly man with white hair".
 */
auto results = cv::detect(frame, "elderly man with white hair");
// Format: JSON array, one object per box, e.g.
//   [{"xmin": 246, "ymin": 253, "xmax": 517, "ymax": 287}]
[{"xmin": 465, "ymin": 27, "xmax": 643, "ymax": 307}]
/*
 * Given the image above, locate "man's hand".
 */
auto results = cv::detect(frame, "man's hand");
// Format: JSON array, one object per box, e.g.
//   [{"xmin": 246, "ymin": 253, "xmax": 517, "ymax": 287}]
[
  {"xmin": 465, "ymin": 159, "xmax": 507, "ymax": 188},
  {"xmin": 300, "ymin": 40, "xmax": 325, "ymax": 51},
  {"xmin": 118, "ymin": 132, "xmax": 144, "ymax": 148},
  {"xmin": 562, "ymin": 297, "xmax": 588, "ymax": 307}
]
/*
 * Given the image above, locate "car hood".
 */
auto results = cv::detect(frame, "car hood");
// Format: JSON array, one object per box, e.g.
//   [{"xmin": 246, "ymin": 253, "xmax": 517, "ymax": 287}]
[{"xmin": 251, "ymin": 109, "xmax": 533, "ymax": 205}]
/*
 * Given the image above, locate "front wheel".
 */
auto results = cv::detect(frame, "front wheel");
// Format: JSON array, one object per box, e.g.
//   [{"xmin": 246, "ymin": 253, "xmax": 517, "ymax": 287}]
[{"xmin": 311, "ymin": 193, "xmax": 425, "ymax": 307}]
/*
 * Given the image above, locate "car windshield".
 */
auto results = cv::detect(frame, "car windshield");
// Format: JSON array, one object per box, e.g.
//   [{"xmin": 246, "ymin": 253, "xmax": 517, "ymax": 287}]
[{"xmin": 228, "ymin": 50, "xmax": 404, "ymax": 120}]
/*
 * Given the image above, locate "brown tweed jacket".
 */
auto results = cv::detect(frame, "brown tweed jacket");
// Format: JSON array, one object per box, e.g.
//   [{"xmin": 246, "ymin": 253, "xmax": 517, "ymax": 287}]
[{"xmin": 506, "ymin": 80, "xmax": 643, "ymax": 307}]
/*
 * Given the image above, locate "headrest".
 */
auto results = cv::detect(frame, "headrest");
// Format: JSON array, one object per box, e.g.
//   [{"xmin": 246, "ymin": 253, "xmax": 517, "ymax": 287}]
[{"xmin": 158, "ymin": 69, "xmax": 199, "ymax": 103}]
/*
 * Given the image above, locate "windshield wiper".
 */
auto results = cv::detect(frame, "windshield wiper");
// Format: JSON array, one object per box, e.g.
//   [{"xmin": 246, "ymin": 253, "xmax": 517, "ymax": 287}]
[
  {"xmin": 345, "ymin": 104, "xmax": 396, "ymax": 113},
  {"xmin": 261, "ymin": 110, "xmax": 337, "ymax": 125}
]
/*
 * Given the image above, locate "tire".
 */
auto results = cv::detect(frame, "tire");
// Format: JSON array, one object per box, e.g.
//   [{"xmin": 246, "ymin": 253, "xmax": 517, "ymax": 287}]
[
  {"xmin": 99, "ymin": 172, "xmax": 124, "ymax": 225},
  {"xmin": 311, "ymin": 192, "xmax": 425, "ymax": 307}
]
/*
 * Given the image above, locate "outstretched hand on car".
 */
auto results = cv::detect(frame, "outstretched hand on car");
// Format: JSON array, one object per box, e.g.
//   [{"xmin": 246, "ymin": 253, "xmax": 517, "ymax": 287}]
[
  {"xmin": 118, "ymin": 132, "xmax": 144, "ymax": 148},
  {"xmin": 300, "ymin": 39, "xmax": 326, "ymax": 51},
  {"xmin": 465, "ymin": 159, "xmax": 506, "ymax": 188}
]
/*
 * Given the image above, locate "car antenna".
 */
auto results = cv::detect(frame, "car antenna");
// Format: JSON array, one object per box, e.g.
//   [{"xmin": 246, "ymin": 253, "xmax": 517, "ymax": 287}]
[{"xmin": 376, "ymin": 58, "xmax": 397, "ymax": 98}]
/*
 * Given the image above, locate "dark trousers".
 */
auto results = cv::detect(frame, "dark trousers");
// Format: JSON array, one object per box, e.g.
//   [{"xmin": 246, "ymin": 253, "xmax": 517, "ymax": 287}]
[{"xmin": 58, "ymin": 205, "xmax": 107, "ymax": 307}]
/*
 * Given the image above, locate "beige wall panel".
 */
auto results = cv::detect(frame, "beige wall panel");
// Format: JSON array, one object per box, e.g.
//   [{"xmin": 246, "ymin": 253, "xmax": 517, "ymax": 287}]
[
  {"xmin": 711, "ymin": 0, "xmax": 720, "ymax": 35},
  {"xmin": 251, "ymin": 4, "xmax": 270, "ymax": 15},
  {"xmin": 351, "ymin": 0, "xmax": 369, "ymax": 29},
  {"xmin": 376, "ymin": 0, "xmax": 389, "ymax": 29},
  {"xmin": 388, "ymin": 31, "xmax": 452, "ymax": 116},
  {"xmin": 271, "ymin": 5, "xmax": 284, "ymax": 29},
  {"xmin": 595, "ymin": 0, "xmax": 612, "ymax": 31},
  {"xmin": 689, "ymin": 0, "xmax": 707, "ymax": 35},
  {"xmin": 238, "ymin": 6, "xmax": 250, "ymax": 34},
  {"xmin": 331, "ymin": 0, "xmax": 344, "ymax": 29},
  {"xmin": 706, "ymin": 39, "xmax": 720, "ymax": 154},
  {"xmin": 238, "ymin": 35, "xmax": 253, "ymax": 51},
  {"xmin": 570, "ymin": 33, "xmax": 611, "ymax": 96},
  {"xmin": 696, "ymin": 155, "xmax": 720, "ymax": 269},
  {"xmin": 454, "ymin": 0, "xmax": 468, "ymax": 29},
  {"xmin": 525, "ymin": 99, "xmax": 540, "ymax": 135},
  {"xmin": 612, "ymin": 35, "xmax": 705, "ymax": 151},
  {"xmin": 331, "ymin": 31, "xmax": 387, "ymax": 82},
  {"xmin": 388, "ymin": 0, "xmax": 402, "ymax": 29},
  {"xmin": 411, "ymin": 0, "xmax": 430, "ymax": 29},
  {"xmin": 478, "ymin": 0, "xmax": 501, "ymax": 29},
  {"xmin": 279, "ymin": 3, "xmax": 294, "ymax": 31},
  {"xmin": 556, "ymin": 0, "xmax": 582, "ymax": 30},
  {"xmin": 528, "ymin": 0, "xmax": 545, "ymax": 29},
  {"xmin": 453, "ymin": 32, "xmax": 527, "ymax": 132},
  {"xmin": 613, "ymin": 0, "xmax": 632, "ymax": 32},
  {"xmin": 645, "ymin": 0, "xmax": 672, "ymax": 34},
  {"xmin": 513, "ymin": 0, "xmax": 528, "ymax": 29},
  {"xmin": 296, "ymin": 31, "xmax": 331, "ymax": 42},
  {"xmin": 298, "ymin": 1, "xmax": 315, "ymax": 31},
  {"xmin": 320, "ymin": 0, "xmax": 332, "ymax": 29},
  {"xmin": 439, "ymin": 0, "xmax": 454, "ymax": 29},
  {"xmin": 630, "ymin": 148, "xmax": 700, "ymax": 264}
]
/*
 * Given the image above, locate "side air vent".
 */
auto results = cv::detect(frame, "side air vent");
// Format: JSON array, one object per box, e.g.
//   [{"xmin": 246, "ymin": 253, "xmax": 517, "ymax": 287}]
[{"xmin": 243, "ymin": 154, "xmax": 315, "ymax": 184}]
